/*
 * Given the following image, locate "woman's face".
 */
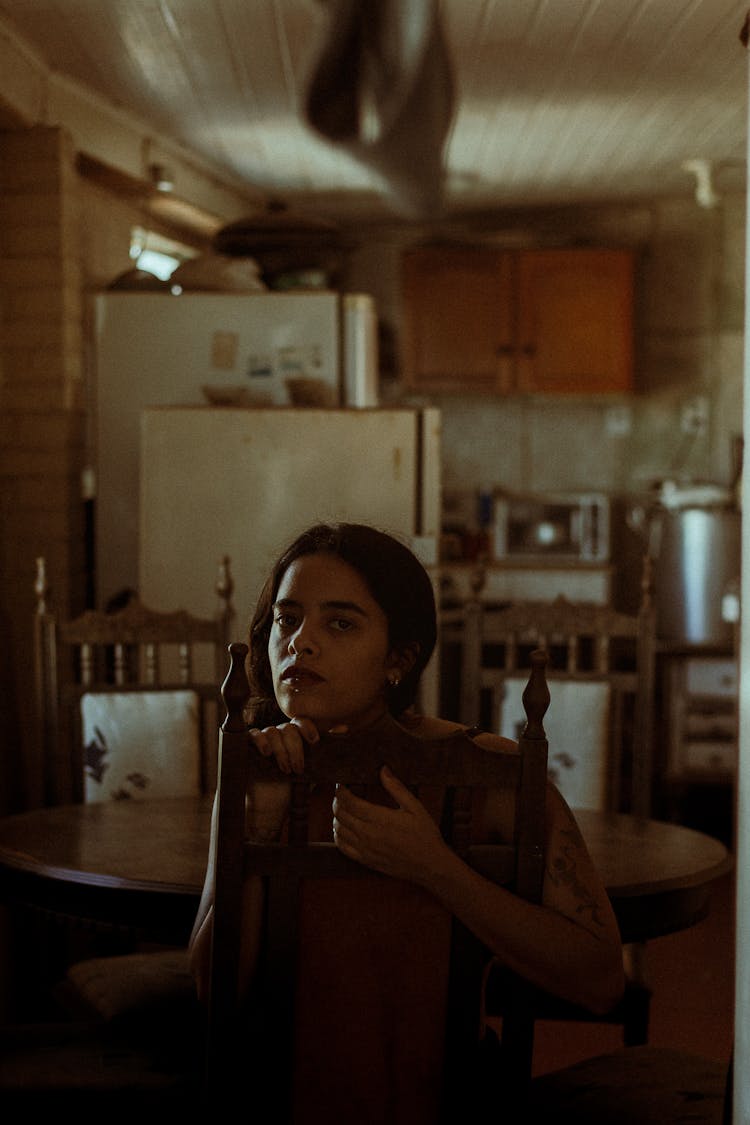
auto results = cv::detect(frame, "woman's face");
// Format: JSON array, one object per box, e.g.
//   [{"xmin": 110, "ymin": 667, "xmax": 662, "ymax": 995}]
[{"xmin": 269, "ymin": 552, "xmax": 398, "ymax": 731}]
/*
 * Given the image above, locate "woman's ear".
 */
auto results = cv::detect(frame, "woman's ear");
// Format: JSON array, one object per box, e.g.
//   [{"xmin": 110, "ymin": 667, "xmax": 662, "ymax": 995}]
[{"xmin": 386, "ymin": 642, "xmax": 420, "ymax": 683}]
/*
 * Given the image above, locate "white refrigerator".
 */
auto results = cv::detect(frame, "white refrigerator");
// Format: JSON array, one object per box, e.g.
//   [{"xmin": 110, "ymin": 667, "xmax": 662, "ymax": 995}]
[
  {"xmin": 138, "ymin": 406, "xmax": 442, "ymax": 712},
  {"xmin": 93, "ymin": 290, "xmax": 378, "ymax": 608}
]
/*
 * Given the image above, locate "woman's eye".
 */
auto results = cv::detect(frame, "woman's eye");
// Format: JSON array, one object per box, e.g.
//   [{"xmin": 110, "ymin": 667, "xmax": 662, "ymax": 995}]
[
  {"xmin": 274, "ymin": 613, "xmax": 297, "ymax": 630},
  {"xmin": 330, "ymin": 617, "xmax": 355, "ymax": 632}
]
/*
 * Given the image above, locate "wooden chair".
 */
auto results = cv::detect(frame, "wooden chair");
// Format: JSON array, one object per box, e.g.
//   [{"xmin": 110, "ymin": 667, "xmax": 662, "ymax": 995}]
[
  {"xmin": 29, "ymin": 556, "xmax": 233, "ymax": 1042},
  {"xmin": 443, "ymin": 558, "xmax": 656, "ymax": 817},
  {"xmin": 205, "ymin": 642, "xmax": 550, "ymax": 1122},
  {"xmin": 440, "ymin": 560, "xmax": 656, "ymax": 1050},
  {"xmin": 34, "ymin": 554, "xmax": 234, "ymax": 806},
  {"xmin": 528, "ymin": 1043, "xmax": 731, "ymax": 1124}
]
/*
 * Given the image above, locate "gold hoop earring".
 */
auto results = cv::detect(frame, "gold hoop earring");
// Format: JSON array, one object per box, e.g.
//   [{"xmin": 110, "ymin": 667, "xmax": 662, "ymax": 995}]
[{"xmin": 387, "ymin": 671, "xmax": 402, "ymax": 688}]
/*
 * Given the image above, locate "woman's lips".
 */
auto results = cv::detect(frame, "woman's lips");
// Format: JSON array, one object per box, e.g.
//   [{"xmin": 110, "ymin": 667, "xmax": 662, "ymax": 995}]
[{"xmin": 281, "ymin": 666, "xmax": 325, "ymax": 687}]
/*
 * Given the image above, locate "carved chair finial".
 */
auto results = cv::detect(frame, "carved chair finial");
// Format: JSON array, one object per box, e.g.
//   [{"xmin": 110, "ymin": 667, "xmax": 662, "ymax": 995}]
[
  {"xmin": 521, "ymin": 649, "xmax": 550, "ymax": 740},
  {"xmin": 221, "ymin": 642, "xmax": 250, "ymax": 732}
]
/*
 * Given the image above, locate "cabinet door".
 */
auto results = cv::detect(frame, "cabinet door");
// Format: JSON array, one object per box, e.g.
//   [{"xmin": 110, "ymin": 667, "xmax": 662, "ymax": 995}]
[
  {"xmin": 402, "ymin": 246, "xmax": 515, "ymax": 391},
  {"xmin": 517, "ymin": 249, "xmax": 634, "ymax": 393}
]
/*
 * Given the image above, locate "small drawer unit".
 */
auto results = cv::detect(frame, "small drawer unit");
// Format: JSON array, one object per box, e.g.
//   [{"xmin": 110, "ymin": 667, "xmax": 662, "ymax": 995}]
[
  {"xmin": 684, "ymin": 658, "xmax": 738, "ymax": 698},
  {"xmin": 667, "ymin": 657, "xmax": 738, "ymax": 782}
]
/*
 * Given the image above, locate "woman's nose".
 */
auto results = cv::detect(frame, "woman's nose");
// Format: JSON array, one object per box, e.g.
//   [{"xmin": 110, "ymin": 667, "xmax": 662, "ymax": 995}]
[{"xmin": 288, "ymin": 625, "xmax": 319, "ymax": 656}]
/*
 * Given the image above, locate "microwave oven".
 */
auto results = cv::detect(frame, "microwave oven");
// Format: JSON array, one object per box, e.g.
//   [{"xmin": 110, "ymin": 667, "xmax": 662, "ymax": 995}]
[{"xmin": 492, "ymin": 492, "xmax": 610, "ymax": 562}]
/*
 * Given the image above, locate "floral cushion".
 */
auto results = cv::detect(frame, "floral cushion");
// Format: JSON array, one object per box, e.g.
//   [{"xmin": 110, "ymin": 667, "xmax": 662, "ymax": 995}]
[
  {"xmin": 80, "ymin": 690, "xmax": 201, "ymax": 802},
  {"xmin": 499, "ymin": 678, "xmax": 610, "ymax": 810}
]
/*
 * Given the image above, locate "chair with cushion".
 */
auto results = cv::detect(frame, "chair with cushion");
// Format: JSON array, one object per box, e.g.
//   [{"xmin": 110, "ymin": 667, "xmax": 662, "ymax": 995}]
[
  {"xmin": 34, "ymin": 554, "xmax": 234, "ymax": 806},
  {"xmin": 28, "ymin": 556, "xmax": 233, "ymax": 1035},
  {"xmin": 440, "ymin": 574, "xmax": 731, "ymax": 1123},
  {"xmin": 441, "ymin": 558, "xmax": 656, "ymax": 1050},
  {"xmin": 204, "ymin": 641, "xmax": 551, "ymax": 1122},
  {"xmin": 446, "ymin": 556, "xmax": 656, "ymax": 817}
]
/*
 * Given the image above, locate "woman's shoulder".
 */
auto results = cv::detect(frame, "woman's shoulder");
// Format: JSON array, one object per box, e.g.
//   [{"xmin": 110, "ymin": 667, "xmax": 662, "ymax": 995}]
[{"xmin": 402, "ymin": 713, "xmax": 518, "ymax": 753}]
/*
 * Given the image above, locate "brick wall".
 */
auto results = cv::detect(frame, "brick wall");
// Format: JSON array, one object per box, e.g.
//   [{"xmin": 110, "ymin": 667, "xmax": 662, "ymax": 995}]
[
  {"xmin": 0, "ymin": 126, "xmax": 85, "ymax": 811},
  {"xmin": 0, "ymin": 127, "xmax": 211, "ymax": 811}
]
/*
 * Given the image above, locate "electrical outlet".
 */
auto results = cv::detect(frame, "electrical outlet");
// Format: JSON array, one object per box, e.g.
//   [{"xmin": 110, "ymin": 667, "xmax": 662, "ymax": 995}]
[{"xmin": 680, "ymin": 395, "xmax": 709, "ymax": 436}]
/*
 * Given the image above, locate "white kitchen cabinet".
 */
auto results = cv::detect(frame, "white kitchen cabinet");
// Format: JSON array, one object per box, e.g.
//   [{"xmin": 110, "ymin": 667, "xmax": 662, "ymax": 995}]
[{"xmin": 666, "ymin": 656, "xmax": 738, "ymax": 783}]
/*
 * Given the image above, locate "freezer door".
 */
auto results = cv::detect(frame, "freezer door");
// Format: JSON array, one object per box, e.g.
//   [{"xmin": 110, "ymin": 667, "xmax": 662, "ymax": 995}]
[{"xmin": 139, "ymin": 408, "xmax": 435, "ymax": 629}]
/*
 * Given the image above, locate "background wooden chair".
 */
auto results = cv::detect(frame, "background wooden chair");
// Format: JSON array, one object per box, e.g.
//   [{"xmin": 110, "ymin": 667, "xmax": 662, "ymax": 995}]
[
  {"xmin": 440, "ymin": 561, "xmax": 656, "ymax": 1051},
  {"xmin": 26, "ymin": 557, "xmax": 233, "ymax": 1041},
  {"xmin": 205, "ymin": 642, "xmax": 550, "ymax": 1122},
  {"xmin": 33, "ymin": 554, "xmax": 234, "ymax": 807},
  {"xmin": 528, "ymin": 1042, "xmax": 731, "ymax": 1124},
  {"xmin": 442, "ymin": 558, "xmax": 655, "ymax": 817}
]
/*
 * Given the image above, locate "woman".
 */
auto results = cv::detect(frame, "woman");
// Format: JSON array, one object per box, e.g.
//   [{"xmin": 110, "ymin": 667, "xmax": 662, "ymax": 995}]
[{"xmin": 189, "ymin": 523, "xmax": 624, "ymax": 1116}]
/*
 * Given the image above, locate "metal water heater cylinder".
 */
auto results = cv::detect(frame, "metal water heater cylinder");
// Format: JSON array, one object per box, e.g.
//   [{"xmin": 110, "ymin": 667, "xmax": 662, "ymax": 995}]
[{"xmin": 652, "ymin": 483, "xmax": 740, "ymax": 646}]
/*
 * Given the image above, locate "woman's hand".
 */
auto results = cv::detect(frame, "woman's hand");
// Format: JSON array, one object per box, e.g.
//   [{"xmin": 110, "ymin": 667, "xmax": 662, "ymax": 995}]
[
  {"xmin": 248, "ymin": 717, "xmax": 320, "ymax": 774},
  {"xmin": 332, "ymin": 766, "xmax": 451, "ymax": 884}
]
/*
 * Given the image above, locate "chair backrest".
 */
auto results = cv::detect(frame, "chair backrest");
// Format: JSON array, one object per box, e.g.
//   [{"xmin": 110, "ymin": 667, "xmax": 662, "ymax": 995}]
[
  {"xmin": 33, "ymin": 556, "xmax": 234, "ymax": 805},
  {"xmin": 205, "ymin": 642, "xmax": 549, "ymax": 1122},
  {"xmin": 442, "ymin": 557, "xmax": 655, "ymax": 815}
]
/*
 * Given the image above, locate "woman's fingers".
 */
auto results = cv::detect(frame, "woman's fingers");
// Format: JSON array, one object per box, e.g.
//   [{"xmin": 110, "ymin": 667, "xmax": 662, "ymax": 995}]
[
  {"xmin": 292, "ymin": 716, "xmax": 320, "ymax": 745},
  {"xmin": 378, "ymin": 765, "xmax": 423, "ymax": 810},
  {"xmin": 248, "ymin": 728, "xmax": 272, "ymax": 756},
  {"xmin": 332, "ymin": 770, "xmax": 447, "ymax": 882},
  {"xmin": 332, "ymin": 767, "xmax": 419, "ymax": 824},
  {"xmin": 248, "ymin": 720, "xmax": 317, "ymax": 774}
]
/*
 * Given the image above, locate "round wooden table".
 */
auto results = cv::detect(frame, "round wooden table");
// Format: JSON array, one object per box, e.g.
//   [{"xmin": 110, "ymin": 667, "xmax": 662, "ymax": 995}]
[
  {"xmin": 573, "ymin": 808, "xmax": 732, "ymax": 943},
  {"xmin": 0, "ymin": 796, "xmax": 213, "ymax": 943},
  {"xmin": 0, "ymin": 797, "xmax": 732, "ymax": 945}
]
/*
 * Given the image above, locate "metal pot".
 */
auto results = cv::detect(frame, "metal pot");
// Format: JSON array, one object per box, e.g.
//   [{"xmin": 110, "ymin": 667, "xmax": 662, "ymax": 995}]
[{"xmin": 650, "ymin": 482, "xmax": 740, "ymax": 645}]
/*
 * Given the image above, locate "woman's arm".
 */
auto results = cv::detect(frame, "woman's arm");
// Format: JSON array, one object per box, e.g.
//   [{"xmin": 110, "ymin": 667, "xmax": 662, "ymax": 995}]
[
  {"xmin": 189, "ymin": 716, "xmax": 320, "ymax": 1001},
  {"xmin": 427, "ymin": 784, "xmax": 624, "ymax": 1013},
  {"xmin": 188, "ymin": 780, "xmax": 291, "ymax": 1003},
  {"xmin": 188, "ymin": 792, "xmax": 219, "ymax": 1001},
  {"xmin": 331, "ymin": 763, "xmax": 625, "ymax": 1015}
]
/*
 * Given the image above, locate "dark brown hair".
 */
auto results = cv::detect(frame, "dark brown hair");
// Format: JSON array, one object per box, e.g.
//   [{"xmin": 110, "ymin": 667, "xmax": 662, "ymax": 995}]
[{"xmin": 247, "ymin": 523, "xmax": 437, "ymax": 725}]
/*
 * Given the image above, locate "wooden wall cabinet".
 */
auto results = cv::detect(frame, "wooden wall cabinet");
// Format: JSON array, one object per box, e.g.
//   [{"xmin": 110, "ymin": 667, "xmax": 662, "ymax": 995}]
[
  {"xmin": 402, "ymin": 245, "xmax": 634, "ymax": 394},
  {"xmin": 401, "ymin": 245, "xmax": 516, "ymax": 392}
]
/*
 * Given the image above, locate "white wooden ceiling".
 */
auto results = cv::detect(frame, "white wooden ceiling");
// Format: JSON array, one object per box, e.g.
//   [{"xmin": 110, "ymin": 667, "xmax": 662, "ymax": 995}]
[{"xmin": 0, "ymin": 0, "xmax": 747, "ymax": 223}]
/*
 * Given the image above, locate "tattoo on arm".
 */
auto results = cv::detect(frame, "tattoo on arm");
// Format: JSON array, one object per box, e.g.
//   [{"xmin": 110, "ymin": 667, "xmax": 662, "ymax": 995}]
[{"xmin": 547, "ymin": 826, "xmax": 605, "ymax": 932}]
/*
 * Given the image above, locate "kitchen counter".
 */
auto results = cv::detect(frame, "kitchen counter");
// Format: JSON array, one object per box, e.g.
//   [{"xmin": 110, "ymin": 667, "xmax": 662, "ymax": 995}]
[{"xmin": 441, "ymin": 559, "xmax": 613, "ymax": 606}]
